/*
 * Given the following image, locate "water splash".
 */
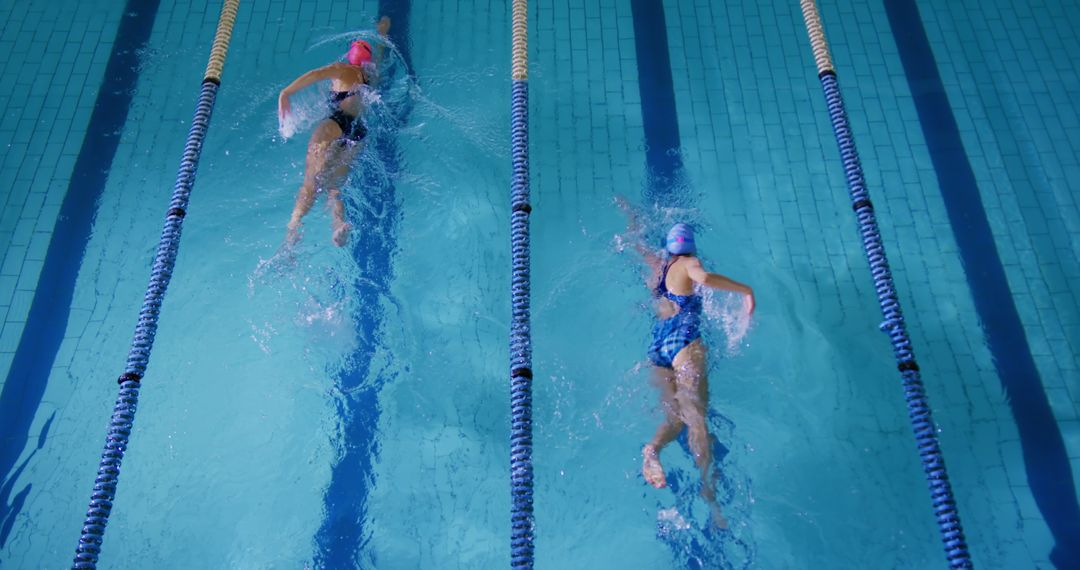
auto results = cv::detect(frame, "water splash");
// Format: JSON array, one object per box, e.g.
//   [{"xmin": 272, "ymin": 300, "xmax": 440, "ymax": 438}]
[
  {"xmin": 657, "ymin": 506, "xmax": 691, "ymax": 532},
  {"xmin": 700, "ymin": 287, "xmax": 753, "ymax": 357}
]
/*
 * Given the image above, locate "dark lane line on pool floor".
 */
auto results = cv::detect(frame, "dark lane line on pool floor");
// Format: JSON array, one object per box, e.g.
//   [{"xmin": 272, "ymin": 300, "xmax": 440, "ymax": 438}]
[
  {"xmin": 883, "ymin": 1, "xmax": 1080, "ymax": 566},
  {"xmin": 630, "ymin": 0, "xmax": 685, "ymax": 208},
  {"xmin": 0, "ymin": 0, "xmax": 161, "ymax": 548},
  {"xmin": 312, "ymin": 1, "xmax": 413, "ymax": 566}
]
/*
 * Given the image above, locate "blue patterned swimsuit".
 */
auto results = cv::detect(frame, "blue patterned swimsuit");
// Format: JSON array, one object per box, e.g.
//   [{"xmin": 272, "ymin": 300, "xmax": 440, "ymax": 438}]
[{"xmin": 647, "ymin": 257, "xmax": 703, "ymax": 369}]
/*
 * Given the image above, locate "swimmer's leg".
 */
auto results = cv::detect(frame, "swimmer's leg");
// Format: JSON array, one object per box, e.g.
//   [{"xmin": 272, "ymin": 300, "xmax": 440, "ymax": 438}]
[
  {"xmin": 287, "ymin": 120, "xmax": 341, "ymax": 245},
  {"xmin": 644, "ymin": 366, "xmax": 683, "ymax": 489},
  {"xmin": 323, "ymin": 142, "xmax": 363, "ymax": 247},
  {"xmin": 672, "ymin": 339, "xmax": 726, "ymax": 529}
]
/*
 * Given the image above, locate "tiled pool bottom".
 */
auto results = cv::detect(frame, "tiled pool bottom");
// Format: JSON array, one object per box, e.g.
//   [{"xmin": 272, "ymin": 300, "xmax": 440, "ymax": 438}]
[{"xmin": 1, "ymin": 0, "xmax": 1079, "ymax": 567}]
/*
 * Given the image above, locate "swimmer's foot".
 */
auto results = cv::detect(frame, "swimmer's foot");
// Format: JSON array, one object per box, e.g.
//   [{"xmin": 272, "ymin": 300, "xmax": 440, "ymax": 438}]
[
  {"xmin": 285, "ymin": 224, "xmax": 301, "ymax": 247},
  {"xmin": 709, "ymin": 502, "xmax": 729, "ymax": 530},
  {"xmin": 642, "ymin": 445, "xmax": 667, "ymax": 489},
  {"xmin": 332, "ymin": 221, "xmax": 352, "ymax": 247}
]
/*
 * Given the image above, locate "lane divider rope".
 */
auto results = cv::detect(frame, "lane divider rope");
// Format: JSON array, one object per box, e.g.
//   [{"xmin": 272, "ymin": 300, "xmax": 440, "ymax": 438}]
[
  {"xmin": 797, "ymin": 1, "xmax": 972, "ymax": 567},
  {"xmin": 509, "ymin": 0, "xmax": 534, "ymax": 566},
  {"xmin": 72, "ymin": 1, "xmax": 240, "ymax": 567}
]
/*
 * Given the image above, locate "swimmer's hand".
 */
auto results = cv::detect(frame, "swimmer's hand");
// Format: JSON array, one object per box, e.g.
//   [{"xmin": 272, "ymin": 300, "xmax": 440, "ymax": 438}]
[
  {"xmin": 614, "ymin": 195, "xmax": 661, "ymax": 269},
  {"xmin": 614, "ymin": 194, "xmax": 643, "ymax": 232},
  {"xmin": 745, "ymin": 290, "xmax": 756, "ymax": 316},
  {"xmin": 278, "ymin": 91, "xmax": 292, "ymax": 121},
  {"xmin": 377, "ymin": 15, "xmax": 391, "ymax": 36},
  {"xmin": 614, "ymin": 194, "xmax": 637, "ymax": 221}
]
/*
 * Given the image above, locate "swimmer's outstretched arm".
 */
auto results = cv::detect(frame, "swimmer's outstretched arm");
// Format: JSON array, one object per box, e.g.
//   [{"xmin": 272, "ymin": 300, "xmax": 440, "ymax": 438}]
[
  {"xmin": 614, "ymin": 195, "xmax": 663, "ymax": 272},
  {"xmin": 374, "ymin": 16, "xmax": 391, "ymax": 60},
  {"xmin": 686, "ymin": 257, "xmax": 756, "ymax": 314},
  {"xmin": 278, "ymin": 65, "xmax": 343, "ymax": 118},
  {"xmin": 369, "ymin": 16, "xmax": 392, "ymax": 87}
]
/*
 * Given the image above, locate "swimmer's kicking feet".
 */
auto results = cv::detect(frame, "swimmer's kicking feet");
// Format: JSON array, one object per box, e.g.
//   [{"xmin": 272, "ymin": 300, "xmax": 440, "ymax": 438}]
[
  {"xmin": 642, "ymin": 444, "xmax": 667, "ymax": 488},
  {"xmin": 332, "ymin": 220, "xmax": 352, "ymax": 247}
]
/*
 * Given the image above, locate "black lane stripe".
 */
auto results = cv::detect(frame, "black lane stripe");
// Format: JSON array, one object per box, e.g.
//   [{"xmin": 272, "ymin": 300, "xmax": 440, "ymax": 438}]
[
  {"xmin": 313, "ymin": 1, "xmax": 413, "ymax": 566},
  {"xmin": 630, "ymin": 0, "xmax": 685, "ymax": 206},
  {"xmin": 0, "ymin": 0, "xmax": 161, "ymax": 546},
  {"xmin": 883, "ymin": 1, "xmax": 1080, "ymax": 566}
]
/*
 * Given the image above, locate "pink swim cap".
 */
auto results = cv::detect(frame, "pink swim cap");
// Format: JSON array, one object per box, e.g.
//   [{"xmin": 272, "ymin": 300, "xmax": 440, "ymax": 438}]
[{"xmin": 347, "ymin": 40, "xmax": 373, "ymax": 66}]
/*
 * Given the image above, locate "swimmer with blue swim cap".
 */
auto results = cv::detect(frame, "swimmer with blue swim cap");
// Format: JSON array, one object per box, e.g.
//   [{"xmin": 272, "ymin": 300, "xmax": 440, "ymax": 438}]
[
  {"xmin": 665, "ymin": 222, "xmax": 696, "ymax": 255},
  {"xmin": 616, "ymin": 197, "xmax": 755, "ymax": 530},
  {"xmin": 279, "ymin": 16, "xmax": 390, "ymax": 247}
]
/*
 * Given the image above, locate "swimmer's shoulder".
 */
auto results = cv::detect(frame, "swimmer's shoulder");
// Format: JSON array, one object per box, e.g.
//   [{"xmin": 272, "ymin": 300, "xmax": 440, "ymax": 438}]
[
  {"xmin": 672, "ymin": 254, "xmax": 698, "ymax": 270},
  {"xmin": 325, "ymin": 63, "xmax": 367, "ymax": 89},
  {"xmin": 326, "ymin": 62, "xmax": 365, "ymax": 79},
  {"xmin": 671, "ymin": 255, "xmax": 700, "ymax": 282}
]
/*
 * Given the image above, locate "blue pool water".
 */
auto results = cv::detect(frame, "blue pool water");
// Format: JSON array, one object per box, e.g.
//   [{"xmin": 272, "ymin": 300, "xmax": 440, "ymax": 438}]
[{"xmin": 1, "ymin": 0, "xmax": 1078, "ymax": 568}]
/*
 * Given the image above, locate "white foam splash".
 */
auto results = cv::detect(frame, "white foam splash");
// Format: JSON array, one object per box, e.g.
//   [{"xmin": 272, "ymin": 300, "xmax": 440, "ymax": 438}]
[
  {"xmin": 700, "ymin": 287, "xmax": 753, "ymax": 357},
  {"xmin": 278, "ymin": 112, "xmax": 299, "ymax": 140},
  {"xmin": 276, "ymin": 87, "xmax": 326, "ymax": 142},
  {"xmin": 657, "ymin": 507, "xmax": 690, "ymax": 531}
]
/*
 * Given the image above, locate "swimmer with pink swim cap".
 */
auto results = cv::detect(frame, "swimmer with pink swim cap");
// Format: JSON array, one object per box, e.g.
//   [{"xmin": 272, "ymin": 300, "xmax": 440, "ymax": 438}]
[
  {"xmin": 277, "ymin": 16, "xmax": 391, "ymax": 247},
  {"xmin": 347, "ymin": 39, "xmax": 373, "ymax": 66}
]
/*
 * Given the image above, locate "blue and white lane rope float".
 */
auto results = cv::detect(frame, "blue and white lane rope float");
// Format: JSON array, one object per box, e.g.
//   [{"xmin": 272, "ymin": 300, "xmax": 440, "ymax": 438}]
[
  {"xmin": 509, "ymin": 0, "xmax": 534, "ymax": 567},
  {"xmin": 72, "ymin": 2, "xmax": 239, "ymax": 567},
  {"xmin": 798, "ymin": 1, "xmax": 972, "ymax": 567}
]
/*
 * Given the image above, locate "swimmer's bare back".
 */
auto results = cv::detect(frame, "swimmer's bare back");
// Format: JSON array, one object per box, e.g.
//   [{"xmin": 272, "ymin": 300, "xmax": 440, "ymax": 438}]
[
  {"xmin": 327, "ymin": 63, "xmax": 368, "ymax": 110},
  {"xmin": 277, "ymin": 63, "xmax": 368, "ymax": 121},
  {"xmin": 652, "ymin": 256, "xmax": 699, "ymax": 319}
]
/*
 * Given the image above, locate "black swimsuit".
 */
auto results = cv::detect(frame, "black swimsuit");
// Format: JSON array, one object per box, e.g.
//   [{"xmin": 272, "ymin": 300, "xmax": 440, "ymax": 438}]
[{"xmin": 328, "ymin": 90, "xmax": 368, "ymax": 143}]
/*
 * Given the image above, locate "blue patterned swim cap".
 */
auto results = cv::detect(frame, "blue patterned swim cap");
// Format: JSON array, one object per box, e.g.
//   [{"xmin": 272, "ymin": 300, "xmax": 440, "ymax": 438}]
[{"xmin": 665, "ymin": 223, "xmax": 696, "ymax": 255}]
